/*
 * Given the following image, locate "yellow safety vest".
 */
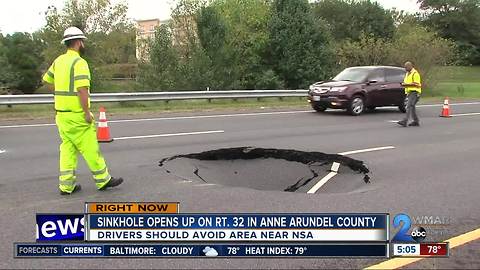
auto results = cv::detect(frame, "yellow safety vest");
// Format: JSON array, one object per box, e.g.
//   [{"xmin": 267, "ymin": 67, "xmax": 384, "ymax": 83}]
[
  {"xmin": 404, "ymin": 68, "xmax": 422, "ymax": 94},
  {"xmin": 42, "ymin": 49, "xmax": 91, "ymax": 112}
]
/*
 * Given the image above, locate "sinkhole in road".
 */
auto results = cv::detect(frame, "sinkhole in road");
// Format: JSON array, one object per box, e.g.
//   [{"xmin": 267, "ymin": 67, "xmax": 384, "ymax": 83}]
[{"xmin": 159, "ymin": 147, "xmax": 370, "ymax": 193}]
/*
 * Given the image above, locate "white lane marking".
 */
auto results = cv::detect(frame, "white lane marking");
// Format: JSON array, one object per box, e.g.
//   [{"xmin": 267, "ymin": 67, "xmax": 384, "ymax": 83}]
[
  {"xmin": 0, "ymin": 123, "xmax": 56, "ymax": 129},
  {"xmin": 0, "ymin": 149, "xmax": 6, "ymax": 154},
  {"xmin": 380, "ymin": 102, "xmax": 480, "ymax": 109},
  {"xmin": 418, "ymin": 101, "xmax": 480, "ymax": 108},
  {"xmin": 451, "ymin": 112, "xmax": 480, "ymax": 117},
  {"xmin": 338, "ymin": 146, "xmax": 395, "ymax": 156},
  {"xmin": 389, "ymin": 111, "xmax": 480, "ymax": 121},
  {"xmin": 307, "ymin": 171, "xmax": 337, "ymax": 194},
  {"xmin": 307, "ymin": 146, "xmax": 395, "ymax": 194},
  {"xmin": 113, "ymin": 130, "xmax": 224, "ymax": 141},
  {"xmin": 193, "ymin": 183, "xmax": 217, "ymax": 187},
  {"xmin": 0, "ymin": 110, "xmax": 310, "ymax": 129}
]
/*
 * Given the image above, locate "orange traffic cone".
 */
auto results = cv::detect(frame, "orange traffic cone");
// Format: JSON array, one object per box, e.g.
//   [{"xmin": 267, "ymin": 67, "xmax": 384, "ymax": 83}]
[
  {"xmin": 440, "ymin": 97, "xmax": 451, "ymax": 118},
  {"xmin": 97, "ymin": 107, "xmax": 114, "ymax": 143}
]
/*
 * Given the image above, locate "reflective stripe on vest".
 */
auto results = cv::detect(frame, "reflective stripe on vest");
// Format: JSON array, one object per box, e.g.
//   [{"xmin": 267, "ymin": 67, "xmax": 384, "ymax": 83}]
[{"xmin": 54, "ymin": 57, "xmax": 82, "ymax": 97}]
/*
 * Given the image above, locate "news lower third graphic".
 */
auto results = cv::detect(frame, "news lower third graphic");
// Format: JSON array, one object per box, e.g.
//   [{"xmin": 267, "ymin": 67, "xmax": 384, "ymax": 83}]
[{"xmin": 17, "ymin": 203, "xmax": 450, "ymax": 258}]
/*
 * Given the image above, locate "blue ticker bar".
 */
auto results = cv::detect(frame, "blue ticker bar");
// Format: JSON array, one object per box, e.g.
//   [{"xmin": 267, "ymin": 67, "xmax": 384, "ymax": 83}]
[{"xmin": 15, "ymin": 243, "xmax": 388, "ymax": 258}]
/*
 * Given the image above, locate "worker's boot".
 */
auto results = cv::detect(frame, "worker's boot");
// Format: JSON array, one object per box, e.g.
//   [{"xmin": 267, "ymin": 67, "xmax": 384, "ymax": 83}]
[
  {"xmin": 98, "ymin": 177, "xmax": 123, "ymax": 191},
  {"xmin": 60, "ymin": 184, "xmax": 82, "ymax": 195},
  {"xmin": 397, "ymin": 120, "xmax": 407, "ymax": 127}
]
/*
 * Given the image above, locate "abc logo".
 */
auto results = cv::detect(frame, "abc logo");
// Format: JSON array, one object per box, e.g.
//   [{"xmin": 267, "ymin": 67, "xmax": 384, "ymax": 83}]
[{"xmin": 411, "ymin": 226, "xmax": 427, "ymax": 242}]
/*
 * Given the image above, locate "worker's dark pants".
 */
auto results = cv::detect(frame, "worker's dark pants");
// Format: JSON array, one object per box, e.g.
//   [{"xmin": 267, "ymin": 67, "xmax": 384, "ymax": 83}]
[{"xmin": 402, "ymin": 92, "xmax": 420, "ymax": 124}]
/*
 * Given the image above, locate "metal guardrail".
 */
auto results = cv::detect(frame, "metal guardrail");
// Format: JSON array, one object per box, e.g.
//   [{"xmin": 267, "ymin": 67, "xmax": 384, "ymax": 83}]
[{"xmin": 0, "ymin": 90, "xmax": 308, "ymax": 105}]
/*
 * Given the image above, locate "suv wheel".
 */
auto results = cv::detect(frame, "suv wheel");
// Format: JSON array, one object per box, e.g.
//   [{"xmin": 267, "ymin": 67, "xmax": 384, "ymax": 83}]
[
  {"xmin": 312, "ymin": 103, "xmax": 327, "ymax": 112},
  {"xmin": 348, "ymin": 96, "xmax": 365, "ymax": 116},
  {"xmin": 399, "ymin": 97, "xmax": 407, "ymax": 113}
]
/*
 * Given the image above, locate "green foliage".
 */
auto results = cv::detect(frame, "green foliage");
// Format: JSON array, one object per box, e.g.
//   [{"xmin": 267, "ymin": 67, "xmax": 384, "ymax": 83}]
[
  {"xmin": 140, "ymin": 0, "xmax": 280, "ymax": 90},
  {"xmin": 176, "ymin": 44, "xmax": 214, "ymax": 90},
  {"xmin": 431, "ymin": 66, "xmax": 480, "ymax": 82},
  {"xmin": 255, "ymin": 69, "xmax": 284, "ymax": 89},
  {"xmin": 3, "ymin": 0, "xmax": 479, "ymax": 97},
  {"xmin": 0, "ymin": 33, "xmax": 44, "ymax": 93},
  {"xmin": 139, "ymin": 0, "xmax": 214, "ymax": 91},
  {"xmin": 38, "ymin": 0, "xmax": 133, "ymax": 62},
  {"xmin": 148, "ymin": 0, "xmax": 466, "ymax": 91},
  {"xmin": 140, "ymin": 25, "xmax": 179, "ymax": 91},
  {"xmin": 97, "ymin": 64, "xmax": 137, "ymax": 79},
  {"xmin": 388, "ymin": 24, "xmax": 456, "ymax": 66},
  {"xmin": 389, "ymin": 8, "xmax": 421, "ymax": 26},
  {"xmin": 313, "ymin": 0, "xmax": 395, "ymax": 41},
  {"xmin": 197, "ymin": 5, "xmax": 226, "ymax": 56},
  {"xmin": 389, "ymin": 23, "xmax": 456, "ymax": 95},
  {"xmin": 268, "ymin": 0, "xmax": 335, "ymax": 89},
  {"xmin": 36, "ymin": 0, "xmax": 135, "ymax": 91},
  {"xmin": 91, "ymin": 30, "xmax": 137, "ymax": 65},
  {"xmin": 196, "ymin": 5, "xmax": 228, "ymax": 88},
  {"xmin": 0, "ymin": 34, "xmax": 18, "ymax": 90},
  {"xmin": 196, "ymin": 0, "xmax": 275, "ymax": 89},
  {"xmin": 419, "ymin": 0, "xmax": 480, "ymax": 64},
  {"xmin": 42, "ymin": 0, "xmax": 132, "ymax": 34},
  {"xmin": 171, "ymin": 0, "xmax": 214, "ymax": 90},
  {"xmin": 336, "ymin": 34, "xmax": 391, "ymax": 68},
  {"xmin": 337, "ymin": 23, "xmax": 456, "ymax": 95}
]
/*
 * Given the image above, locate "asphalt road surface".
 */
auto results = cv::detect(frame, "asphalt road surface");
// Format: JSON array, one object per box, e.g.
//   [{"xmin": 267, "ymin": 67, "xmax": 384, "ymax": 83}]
[{"xmin": 1, "ymin": 102, "xmax": 479, "ymax": 269}]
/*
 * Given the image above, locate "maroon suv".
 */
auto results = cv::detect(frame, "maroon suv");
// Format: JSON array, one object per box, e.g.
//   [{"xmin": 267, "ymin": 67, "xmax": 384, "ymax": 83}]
[{"xmin": 307, "ymin": 66, "xmax": 407, "ymax": 115}]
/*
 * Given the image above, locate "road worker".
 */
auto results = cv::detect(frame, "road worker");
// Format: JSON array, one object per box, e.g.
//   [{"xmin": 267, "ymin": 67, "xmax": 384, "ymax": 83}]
[
  {"xmin": 398, "ymin": 61, "xmax": 422, "ymax": 127},
  {"xmin": 42, "ymin": 27, "xmax": 123, "ymax": 195}
]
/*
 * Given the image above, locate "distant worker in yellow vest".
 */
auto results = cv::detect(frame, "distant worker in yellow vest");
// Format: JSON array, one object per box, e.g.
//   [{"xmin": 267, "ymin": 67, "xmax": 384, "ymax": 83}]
[
  {"xmin": 398, "ymin": 61, "xmax": 422, "ymax": 127},
  {"xmin": 42, "ymin": 27, "xmax": 123, "ymax": 195}
]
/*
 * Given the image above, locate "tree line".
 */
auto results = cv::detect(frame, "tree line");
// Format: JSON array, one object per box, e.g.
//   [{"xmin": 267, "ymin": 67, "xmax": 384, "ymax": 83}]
[
  {"xmin": 0, "ymin": 0, "xmax": 136, "ymax": 94},
  {"xmin": 0, "ymin": 0, "xmax": 479, "ymax": 94}
]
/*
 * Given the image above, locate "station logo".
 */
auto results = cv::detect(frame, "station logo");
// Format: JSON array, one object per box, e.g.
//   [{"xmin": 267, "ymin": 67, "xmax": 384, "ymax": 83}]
[
  {"xmin": 410, "ymin": 226, "xmax": 427, "ymax": 242},
  {"xmin": 392, "ymin": 214, "xmax": 425, "ymax": 242}
]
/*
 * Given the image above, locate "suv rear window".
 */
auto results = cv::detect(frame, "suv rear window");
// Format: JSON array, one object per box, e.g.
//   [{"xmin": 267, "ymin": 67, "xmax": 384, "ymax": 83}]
[{"xmin": 385, "ymin": 69, "xmax": 406, "ymax": 83}]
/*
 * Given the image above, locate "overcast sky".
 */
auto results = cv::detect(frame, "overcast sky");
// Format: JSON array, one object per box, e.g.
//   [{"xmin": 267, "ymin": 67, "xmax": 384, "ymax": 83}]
[{"xmin": 0, "ymin": 0, "xmax": 420, "ymax": 34}]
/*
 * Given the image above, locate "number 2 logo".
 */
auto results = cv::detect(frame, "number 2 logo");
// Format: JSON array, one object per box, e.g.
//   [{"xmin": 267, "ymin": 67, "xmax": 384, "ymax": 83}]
[{"xmin": 392, "ymin": 213, "xmax": 414, "ymax": 242}]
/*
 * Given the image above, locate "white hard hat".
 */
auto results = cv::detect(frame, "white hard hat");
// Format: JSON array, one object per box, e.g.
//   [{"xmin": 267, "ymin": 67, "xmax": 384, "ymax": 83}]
[{"xmin": 61, "ymin": 27, "xmax": 87, "ymax": 44}]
